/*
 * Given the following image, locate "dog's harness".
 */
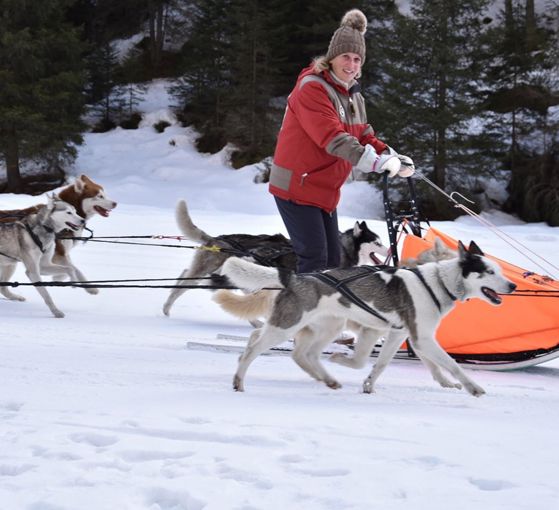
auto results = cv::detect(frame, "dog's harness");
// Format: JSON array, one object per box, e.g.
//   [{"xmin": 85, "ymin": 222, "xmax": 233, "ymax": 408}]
[
  {"xmin": 25, "ymin": 223, "xmax": 53, "ymax": 253},
  {"xmin": 404, "ymin": 267, "xmax": 457, "ymax": 311},
  {"xmin": 0, "ymin": 221, "xmax": 50, "ymax": 260},
  {"xmin": 307, "ymin": 265, "xmax": 459, "ymax": 323},
  {"xmin": 220, "ymin": 238, "xmax": 293, "ymax": 267},
  {"xmin": 307, "ymin": 266, "xmax": 391, "ymax": 324}
]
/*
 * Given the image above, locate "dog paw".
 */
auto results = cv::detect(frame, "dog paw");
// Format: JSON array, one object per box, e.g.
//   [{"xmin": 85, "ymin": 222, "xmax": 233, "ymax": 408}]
[
  {"xmin": 86, "ymin": 287, "xmax": 99, "ymax": 295},
  {"xmin": 465, "ymin": 383, "xmax": 486, "ymax": 397},
  {"xmin": 362, "ymin": 380, "xmax": 375, "ymax": 394},
  {"xmin": 325, "ymin": 379, "xmax": 342, "ymax": 390},
  {"xmin": 8, "ymin": 295, "xmax": 26, "ymax": 302},
  {"xmin": 53, "ymin": 310, "xmax": 65, "ymax": 318},
  {"xmin": 232, "ymin": 375, "xmax": 244, "ymax": 392},
  {"xmin": 437, "ymin": 379, "xmax": 462, "ymax": 390}
]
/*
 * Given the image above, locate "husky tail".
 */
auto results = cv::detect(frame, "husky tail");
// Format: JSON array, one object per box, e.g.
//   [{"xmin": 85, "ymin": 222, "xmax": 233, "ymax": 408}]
[
  {"xmin": 221, "ymin": 258, "xmax": 286, "ymax": 292},
  {"xmin": 213, "ymin": 289, "xmax": 278, "ymax": 320},
  {"xmin": 175, "ymin": 199, "xmax": 212, "ymax": 244}
]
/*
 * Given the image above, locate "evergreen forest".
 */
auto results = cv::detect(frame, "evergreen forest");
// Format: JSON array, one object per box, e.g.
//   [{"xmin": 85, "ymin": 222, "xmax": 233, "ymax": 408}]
[{"xmin": 1, "ymin": 0, "xmax": 558, "ymax": 223}]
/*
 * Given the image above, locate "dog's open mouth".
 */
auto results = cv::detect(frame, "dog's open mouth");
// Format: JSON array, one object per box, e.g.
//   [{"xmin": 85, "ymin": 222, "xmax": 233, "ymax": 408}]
[
  {"xmin": 94, "ymin": 205, "xmax": 111, "ymax": 217},
  {"xmin": 482, "ymin": 286, "xmax": 502, "ymax": 305},
  {"xmin": 369, "ymin": 252, "xmax": 383, "ymax": 265},
  {"xmin": 65, "ymin": 222, "xmax": 81, "ymax": 231}
]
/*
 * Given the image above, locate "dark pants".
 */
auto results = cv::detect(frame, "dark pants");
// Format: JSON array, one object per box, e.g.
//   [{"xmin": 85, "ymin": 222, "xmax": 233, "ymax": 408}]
[{"xmin": 274, "ymin": 196, "xmax": 340, "ymax": 273}]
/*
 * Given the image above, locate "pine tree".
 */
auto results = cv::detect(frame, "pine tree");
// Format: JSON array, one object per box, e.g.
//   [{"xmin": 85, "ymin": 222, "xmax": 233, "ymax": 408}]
[
  {"xmin": 171, "ymin": 0, "xmax": 233, "ymax": 153},
  {"xmin": 85, "ymin": 43, "xmax": 127, "ymax": 130},
  {"xmin": 480, "ymin": 0, "xmax": 558, "ymax": 163},
  {"xmin": 479, "ymin": 0, "xmax": 559, "ymax": 224},
  {"xmin": 363, "ymin": 0, "xmax": 491, "ymax": 219},
  {"xmin": 0, "ymin": 0, "xmax": 87, "ymax": 193}
]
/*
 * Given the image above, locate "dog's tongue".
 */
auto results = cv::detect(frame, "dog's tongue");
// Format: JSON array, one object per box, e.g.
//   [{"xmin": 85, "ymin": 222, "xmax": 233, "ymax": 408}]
[
  {"xmin": 482, "ymin": 287, "xmax": 502, "ymax": 304},
  {"xmin": 369, "ymin": 253, "xmax": 382, "ymax": 265},
  {"xmin": 95, "ymin": 206, "xmax": 110, "ymax": 217}
]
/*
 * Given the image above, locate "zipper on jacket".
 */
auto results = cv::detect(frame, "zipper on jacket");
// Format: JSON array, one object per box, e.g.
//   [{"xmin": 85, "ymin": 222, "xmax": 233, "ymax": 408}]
[{"xmin": 300, "ymin": 173, "xmax": 308, "ymax": 185}]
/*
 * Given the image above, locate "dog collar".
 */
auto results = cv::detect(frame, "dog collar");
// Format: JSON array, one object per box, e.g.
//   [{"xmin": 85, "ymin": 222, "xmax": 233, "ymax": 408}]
[
  {"xmin": 24, "ymin": 223, "xmax": 53, "ymax": 253},
  {"xmin": 435, "ymin": 267, "xmax": 459, "ymax": 302}
]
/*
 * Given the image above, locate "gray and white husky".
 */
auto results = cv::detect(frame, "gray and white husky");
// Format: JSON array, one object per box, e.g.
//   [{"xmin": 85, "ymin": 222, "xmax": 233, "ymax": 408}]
[
  {"xmin": 162, "ymin": 199, "xmax": 388, "ymax": 317},
  {"xmin": 213, "ymin": 236, "xmax": 456, "ymax": 325},
  {"xmin": 220, "ymin": 241, "xmax": 516, "ymax": 396},
  {"xmin": 0, "ymin": 196, "xmax": 85, "ymax": 318}
]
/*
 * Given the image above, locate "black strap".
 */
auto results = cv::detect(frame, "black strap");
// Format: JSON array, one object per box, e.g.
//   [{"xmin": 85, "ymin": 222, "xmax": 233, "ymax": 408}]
[
  {"xmin": 24, "ymin": 223, "xmax": 52, "ymax": 253},
  {"xmin": 404, "ymin": 267, "xmax": 457, "ymax": 311},
  {"xmin": 221, "ymin": 238, "xmax": 292, "ymax": 267},
  {"xmin": 0, "ymin": 250, "xmax": 18, "ymax": 260},
  {"xmin": 405, "ymin": 267, "xmax": 441, "ymax": 311},
  {"xmin": 308, "ymin": 267, "xmax": 390, "ymax": 324}
]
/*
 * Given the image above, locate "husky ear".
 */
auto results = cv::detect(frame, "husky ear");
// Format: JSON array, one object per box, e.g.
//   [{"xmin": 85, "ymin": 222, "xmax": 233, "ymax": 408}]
[
  {"xmin": 457, "ymin": 240, "xmax": 468, "ymax": 259},
  {"xmin": 468, "ymin": 240, "xmax": 484, "ymax": 256},
  {"xmin": 433, "ymin": 237, "xmax": 444, "ymax": 254},
  {"xmin": 45, "ymin": 193, "xmax": 56, "ymax": 209},
  {"xmin": 73, "ymin": 174, "xmax": 87, "ymax": 193},
  {"xmin": 353, "ymin": 221, "xmax": 363, "ymax": 237}
]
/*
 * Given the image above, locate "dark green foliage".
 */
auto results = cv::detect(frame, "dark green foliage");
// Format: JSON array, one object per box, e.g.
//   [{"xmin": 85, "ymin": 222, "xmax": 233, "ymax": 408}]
[
  {"xmin": 153, "ymin": 120, "xmax": 171, "ymax": 133},
  {"xmin": 0, "ymin": 0, "xmax": 87, "ymax": 193},
  {"xmin": 171, "ymin": 0, "xmax": 233, "ymax": 153},
  {"xmin": 505, "ymin": 147, "xmax": 559, "ymax": 226},
  {"xmin": 120, "ymin": 112, "xmax": 143, "ymax": 130},
  {"xmin": 91, "ymin": 117, "xmax": 117, "ymax": 133},
  {"xmin": 2, "ymin": 0, "xmax": 557, "ymax": 221},
  {"xmin": 366, "ymin": 0, "xmax": 491, "ymax": 193}
]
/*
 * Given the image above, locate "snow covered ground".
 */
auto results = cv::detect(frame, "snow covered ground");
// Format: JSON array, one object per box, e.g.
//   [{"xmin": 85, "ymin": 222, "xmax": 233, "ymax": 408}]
[{"xmin": 1, "ymin": 81, "xmax": 559, "ymax": 510}]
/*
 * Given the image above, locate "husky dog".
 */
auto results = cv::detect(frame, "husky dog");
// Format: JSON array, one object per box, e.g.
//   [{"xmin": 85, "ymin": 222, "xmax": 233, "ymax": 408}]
[
  {"xmin": 0, "ymin": 175, "xmax": 117, "ymax": 294},
  {"xmin": 213, "ymin": 236, "xmax": 456, "ymax": 324},
  {"xmin": 399, "ymin": 237, "xmax": 456, "ymax": 268},
  {"xmin": 51, "ymin": 174, "xmax": 117, "ymax": 291},
  {"xmin": 0, "ymin": 197, "xmax": 85, "ymax": 317},
  {"xmin": 162, "ymin": 199, "xmax": 388, "ymax": 317},
  {"xmin": 221, "ymin": 241, "xmax": 516, "ymax": 396}
]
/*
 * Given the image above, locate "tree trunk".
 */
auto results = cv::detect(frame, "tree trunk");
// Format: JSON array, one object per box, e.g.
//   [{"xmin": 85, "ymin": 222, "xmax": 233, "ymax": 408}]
[
  {"xmin": 525, "ymin": 0, "xmax": 537, "ymax": 51},
  {"xmin": 149, "ymin": 1, "xmax": 165, "ymax": 72},
  {"xmin": 4, "ymin": 128, "xmax": 23, "ymax": 194},
  {"xmin": 433, "ymin": 12, "xmax": 448, "ymax": 190}
]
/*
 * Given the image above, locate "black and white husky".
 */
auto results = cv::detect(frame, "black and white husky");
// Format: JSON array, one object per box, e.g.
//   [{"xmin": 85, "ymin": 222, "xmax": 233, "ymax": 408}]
[
  {"xmin": 162, "ymin": 199, "xmax": 388, "ymax": 317},
  {"xmin": 0, "ymin": 197, "xmax": 85, "ymax": 318},
  {"xmin": 220, "ymin": 241, "xmax": 516, "ymax": 396}
]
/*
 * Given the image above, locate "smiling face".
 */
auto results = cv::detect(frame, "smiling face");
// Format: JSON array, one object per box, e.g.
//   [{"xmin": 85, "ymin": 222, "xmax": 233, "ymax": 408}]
[
  {"xmin": 50, "ymin": 200, "xmax": 85, "ymax": 233},
  {"xmin": 329, "ymin": 52, "xmax": 362, "ymax": 83},
  {"xmin": 459, "ymin": 242, "xmax": 517, "ymax": 306}
]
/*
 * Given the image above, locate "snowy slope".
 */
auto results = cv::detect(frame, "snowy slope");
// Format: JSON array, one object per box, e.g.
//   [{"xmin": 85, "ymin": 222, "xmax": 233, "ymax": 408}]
[{"xmin": 1, "ymin": 81, "xmax": 558, "ymax": 510}]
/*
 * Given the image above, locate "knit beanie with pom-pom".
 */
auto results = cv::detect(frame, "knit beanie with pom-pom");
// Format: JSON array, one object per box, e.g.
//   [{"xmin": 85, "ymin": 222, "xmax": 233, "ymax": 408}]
[{"xmin": 325, "ymin": 9, "xmax": 368, "ymax": 63}]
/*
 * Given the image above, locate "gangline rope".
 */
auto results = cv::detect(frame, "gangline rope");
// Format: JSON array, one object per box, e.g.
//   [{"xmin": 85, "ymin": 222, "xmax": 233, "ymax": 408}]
[{"xmin": 0, "ymin": 278, "xmax": 558, "ymax": 297}]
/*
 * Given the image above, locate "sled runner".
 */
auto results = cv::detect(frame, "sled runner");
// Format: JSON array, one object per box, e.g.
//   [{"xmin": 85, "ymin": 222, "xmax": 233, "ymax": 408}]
[{"xmin": 386, "ymin": 174, "xmax": 559, "ymax": 369}]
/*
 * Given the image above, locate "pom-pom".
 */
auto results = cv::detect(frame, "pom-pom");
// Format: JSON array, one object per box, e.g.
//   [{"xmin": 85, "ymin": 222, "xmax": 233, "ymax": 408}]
[{"xmin": 340, "ymin": 9, "xmax": 367, "ymax": 34}]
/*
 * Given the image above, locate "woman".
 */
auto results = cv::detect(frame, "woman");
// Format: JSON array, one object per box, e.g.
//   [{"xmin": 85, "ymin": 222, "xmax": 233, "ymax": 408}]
[{"xmin": 269, "ymin": 9, "xmax": 414, "ymax": 273}]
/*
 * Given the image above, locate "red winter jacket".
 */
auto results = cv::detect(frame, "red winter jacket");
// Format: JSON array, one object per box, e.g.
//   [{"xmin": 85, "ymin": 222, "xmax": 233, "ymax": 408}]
[{"xmin": 269, "ymin": 66, "xmax": 387, "ymax": 213}]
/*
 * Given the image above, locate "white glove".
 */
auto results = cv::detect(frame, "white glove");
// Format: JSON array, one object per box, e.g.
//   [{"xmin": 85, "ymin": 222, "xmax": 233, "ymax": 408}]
[
  {"xmin": 356, "ymin": 145, "xmax": 401, "ymax": 177},
  {"xmin": 397, "ymin": 154, "xmax": 415, "ymax": 177},
  {"xmin": 374, "ymin": 146, "xmax": 401, "ymax": 177}
]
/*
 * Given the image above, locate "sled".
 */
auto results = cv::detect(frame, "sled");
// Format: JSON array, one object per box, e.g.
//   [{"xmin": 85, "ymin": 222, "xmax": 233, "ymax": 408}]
[{"xmin": 385, "ymin": 174, "xmax": 559, "ymax": 370}]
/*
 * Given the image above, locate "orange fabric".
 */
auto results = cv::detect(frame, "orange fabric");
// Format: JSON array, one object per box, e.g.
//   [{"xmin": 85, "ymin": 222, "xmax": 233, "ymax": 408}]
[{"xmin": 400, "ymin": 228, "xmax": 559, "ymax": 355}]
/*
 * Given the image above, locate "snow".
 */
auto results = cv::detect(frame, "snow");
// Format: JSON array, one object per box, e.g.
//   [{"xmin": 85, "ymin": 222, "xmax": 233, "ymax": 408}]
[{"xmin": 1, "ymin": 81, "xmax": 559, "ymax": 510}]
